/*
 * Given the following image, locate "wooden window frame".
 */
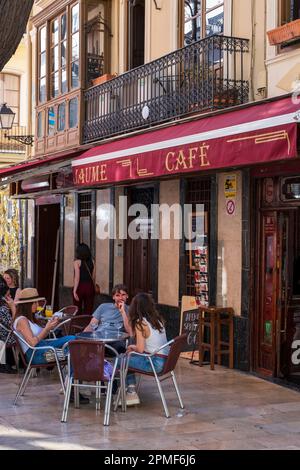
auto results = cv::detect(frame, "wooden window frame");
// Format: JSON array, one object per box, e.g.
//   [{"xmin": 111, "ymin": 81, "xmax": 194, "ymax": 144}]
[
  {"xmin": 0, "ymin": 73, "xmax": 20, "ymax": 125},
  {"xmin": 280, "ymin": 0, "xmax": 300, "ymax": 26},
  {"xmin": 36, "ymin": 1, "xmax": 80, "ymax": 106},
  {"xmin": 181, "ymin": 0, "xmax": 224, "ymax": 46}
]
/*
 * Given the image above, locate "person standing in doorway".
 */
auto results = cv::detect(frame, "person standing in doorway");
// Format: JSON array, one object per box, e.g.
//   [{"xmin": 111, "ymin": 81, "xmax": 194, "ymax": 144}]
[{"xmin": 73, "ymin": 243, "xmax": 95, "ymax": 315}]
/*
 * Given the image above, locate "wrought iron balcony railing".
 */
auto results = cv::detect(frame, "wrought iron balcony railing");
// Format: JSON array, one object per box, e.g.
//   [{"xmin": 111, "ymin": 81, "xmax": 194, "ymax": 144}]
[
  {"xmin": 0, "ymin": 126, "xmax": 28, "ymax": 154},
  {"xmin": 83, "ymin": 35, "xmax": 249, "ymax": 144}
]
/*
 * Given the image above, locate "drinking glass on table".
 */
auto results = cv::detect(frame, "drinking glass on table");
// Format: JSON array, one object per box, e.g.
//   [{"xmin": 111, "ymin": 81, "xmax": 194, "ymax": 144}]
[{"xmin": 45, "ymin": 305, "xmax": 53, "ymax": 318}]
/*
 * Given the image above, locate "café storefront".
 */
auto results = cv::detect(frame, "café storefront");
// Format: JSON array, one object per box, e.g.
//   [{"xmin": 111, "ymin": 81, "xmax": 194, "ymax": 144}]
[
  {"xmin": 71, "ymin": 95, "xmax": 300, "ymax": 372},
  {"xmin": 1, "ymin": 95, "xmax": 300, "ymax": 374}
]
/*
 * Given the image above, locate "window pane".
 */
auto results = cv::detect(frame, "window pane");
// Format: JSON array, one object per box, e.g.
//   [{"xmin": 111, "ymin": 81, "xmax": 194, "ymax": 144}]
[
  {"xmin": 48, "ymin": 107, "xmax": 55, "ymax": 135},
  {"xmin": 61, "ymin": 41, "xmax": 67, "ymax": 68},
  {"xmin": 40, "ymin": 51, "xmax": 46, "ymax": 78},
  {"xmin": 61, "ymin": 68, "xmax": 67, "ymax": 94},
  {"xmin": 61, "ymin": 13, "xmax": 67, "ymax": 40},
  {"xmin": 40, "ymin": 26, "xmax": 46, "ymax": 52},
  {"xmin": 37, "ymin": 111, "xmax": 44, "ymax": 138},
  {"xmin": 51, "ymin": 45, "xmax": 59, "ymax": 72},
  {"xmin": 184, "ymin": 0, "xmax": 202, "ymax": 45},
  {"xmin": 51, "ymin": 19, "xmax": 59, "ymax": 45},
  {"xmin": 206, "ymin": 5, "xmax": 224, "ymax": 36},
  {"xmin": 39, "ymin": 77, "xmax": 46, "ymax": 102},
  {"xmin": 206, "ymin": 0, "xmax": 223, "ymax": 11},
  {"xmin": 51, "ymin": 72, "xmax": 59, "ymax": 98},
  {"xmin": 58, "ymin": 102, "xmax": 66, "ymax": 131},
  {"xmin": 71, "ymin": 61, "xmax": 79, "ymax": 88},
  {"xmin": 69, "ymin": 97, "xmax": 78, "ymax": 128},
  {"xmin": 72, "ymin": 32, "xmax": 79, "ymax": 61},
  {"xmin": 72, "ymin": 3, "xmax": 79, "ymax": 33}
]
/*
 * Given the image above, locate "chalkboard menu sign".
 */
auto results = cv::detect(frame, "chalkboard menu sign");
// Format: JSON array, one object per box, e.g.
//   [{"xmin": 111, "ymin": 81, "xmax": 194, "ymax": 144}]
[{"xmin": 180, "ymin": 296, "xmax": 199, "ymax": 352}]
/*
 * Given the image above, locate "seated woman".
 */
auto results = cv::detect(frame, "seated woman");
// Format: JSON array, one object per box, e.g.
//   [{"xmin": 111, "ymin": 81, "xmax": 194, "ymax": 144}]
[
  {"xmin": 13, "ymin": 288, "xmax": 76, "ymax": 365},
  {"xmin": 0, "ymin": 275, "xmax": 17, "ymax": 374},
  {"xmin": 123, "ymin": 293, "xmax": 170, "ymax": 406}
]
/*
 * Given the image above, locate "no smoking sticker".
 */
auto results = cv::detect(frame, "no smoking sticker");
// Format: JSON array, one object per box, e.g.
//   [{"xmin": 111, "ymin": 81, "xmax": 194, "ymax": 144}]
[{"xmin": 226, "ymin": 199, "xmax": 236, "ymax": 216}]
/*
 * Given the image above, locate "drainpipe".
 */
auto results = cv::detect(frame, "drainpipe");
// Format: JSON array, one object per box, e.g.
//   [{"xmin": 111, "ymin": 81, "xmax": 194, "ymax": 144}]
[
  {"xmin": 18, "ymin": 200, "xmax": 24, "ymax": 288},
  {"xmin": 25, "ymin": 19, "xmax": 32, "ymax": 160}
]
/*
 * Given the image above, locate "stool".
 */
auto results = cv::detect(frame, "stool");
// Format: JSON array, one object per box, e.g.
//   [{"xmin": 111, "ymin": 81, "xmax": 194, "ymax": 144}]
[{"xmin": 198, "ymin": 307, "xmax": 234, "ymax": 370}]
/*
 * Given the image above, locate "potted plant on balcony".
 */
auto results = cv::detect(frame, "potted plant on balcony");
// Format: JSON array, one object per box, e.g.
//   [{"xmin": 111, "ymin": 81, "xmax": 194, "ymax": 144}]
[
  {"xmin": 267, "ymin": 19, "xmax": 300, "ymax": 46},
  {"xmin": 92, "ymin": 73, "xmax": 117, "ymax": 86}
]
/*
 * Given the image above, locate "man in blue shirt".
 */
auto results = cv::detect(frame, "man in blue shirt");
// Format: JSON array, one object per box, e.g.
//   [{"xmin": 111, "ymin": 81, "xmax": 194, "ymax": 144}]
[{"xmin": 84, "ymin": 284, "xmax": 132, "ymax": 341}]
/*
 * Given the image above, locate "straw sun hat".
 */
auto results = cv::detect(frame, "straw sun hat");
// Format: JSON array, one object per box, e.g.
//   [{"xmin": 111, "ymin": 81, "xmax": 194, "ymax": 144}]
[{"xmin": 15, "ymin": 288, "xmax": 45, "ymax": 304}]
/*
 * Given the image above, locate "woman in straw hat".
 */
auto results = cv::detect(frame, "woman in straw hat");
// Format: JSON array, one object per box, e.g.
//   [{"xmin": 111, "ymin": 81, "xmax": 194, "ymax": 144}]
[{"xmin": 13, "ymin": 288, "xmax": 76, "ymax": 365}]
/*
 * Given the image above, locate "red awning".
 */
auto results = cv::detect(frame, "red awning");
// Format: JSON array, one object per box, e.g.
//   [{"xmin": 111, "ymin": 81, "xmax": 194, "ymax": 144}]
[
  {"xmin": 72, "ymin": 96, "xmax": 300, "ymax": 187},
  {"xmin": 0, "ymin": 149, "xmax": 82, "ymax": 181}
]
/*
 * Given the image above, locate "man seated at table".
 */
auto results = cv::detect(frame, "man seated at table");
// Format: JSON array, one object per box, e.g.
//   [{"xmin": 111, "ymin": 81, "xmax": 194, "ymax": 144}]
[
  {"xmin": 84, "ymin": 284, "xmax": 132, "ymax": 351},
  {"xmin": 84, "ymin": 284, "xmax": 140, "ymax": 405}
]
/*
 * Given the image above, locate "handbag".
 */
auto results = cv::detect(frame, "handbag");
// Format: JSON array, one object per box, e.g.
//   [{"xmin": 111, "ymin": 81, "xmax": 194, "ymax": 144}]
[
  {"xmin": 84, "ymin": 261, "xmax": 100, "ymax": 295},
  {"xmin": 43, "ymin": 348, "xmax": 66, "ymax": 363}
]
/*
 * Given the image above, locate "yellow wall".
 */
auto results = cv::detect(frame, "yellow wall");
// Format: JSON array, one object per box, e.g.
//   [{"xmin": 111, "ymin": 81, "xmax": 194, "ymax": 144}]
[
  {"xmin": 158, "ymin": 179, "xmax": 180, "ymax": 307},
  {"xmin": 63, "ymin": 194, "xmax": 76, "ymax": 287},
  {"xmin": 217, "ymin": 172, "xmax": 242, "ymax": 316},
  {"xmin": 96, "ymin": 189, "xmax": 111, "ymax": 295}
]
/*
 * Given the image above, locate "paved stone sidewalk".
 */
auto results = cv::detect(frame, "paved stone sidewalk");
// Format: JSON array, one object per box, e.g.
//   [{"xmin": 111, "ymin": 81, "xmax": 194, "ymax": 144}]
[{"xmin": 1, "ymin": 359, "xmax": 300, "ymax": 450}]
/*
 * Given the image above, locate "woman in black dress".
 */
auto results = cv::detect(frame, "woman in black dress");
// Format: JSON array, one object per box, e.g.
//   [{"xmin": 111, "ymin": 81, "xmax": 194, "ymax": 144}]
[{"xmin": 73, "ymin": 243, "xmax": 95, "ymax": 315}]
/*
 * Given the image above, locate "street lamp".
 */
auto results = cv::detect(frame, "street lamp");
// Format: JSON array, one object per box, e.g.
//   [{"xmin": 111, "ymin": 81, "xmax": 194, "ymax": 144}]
[
  {"xmin": 0, "ymin": 103, "xmax": 15, "ymax": 129},
  {"xmin": 0, "ymin": 102, "xmax": 34, "ymax": 146}
]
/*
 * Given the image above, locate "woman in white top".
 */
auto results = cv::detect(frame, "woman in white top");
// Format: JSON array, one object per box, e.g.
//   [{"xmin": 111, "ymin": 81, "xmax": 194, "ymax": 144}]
[
  {"xmin": 14, "ymin": 288, "xmax": 76, "ymax": 365},
  {"xmin": 123, "ymin": 293, "xmax": 170, "ymax": 404}
]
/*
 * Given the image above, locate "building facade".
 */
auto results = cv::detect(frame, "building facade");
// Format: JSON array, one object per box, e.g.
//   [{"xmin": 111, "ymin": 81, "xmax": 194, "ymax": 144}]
[{"xmin": 1, "ymin": 0, "xmax": 300, "ymax": 382}]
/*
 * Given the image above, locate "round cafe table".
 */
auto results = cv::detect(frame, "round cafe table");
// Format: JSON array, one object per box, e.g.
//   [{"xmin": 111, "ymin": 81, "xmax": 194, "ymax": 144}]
[{"xmin": 76, "ymin": 331, "xmax": 129, "ymax": 342}]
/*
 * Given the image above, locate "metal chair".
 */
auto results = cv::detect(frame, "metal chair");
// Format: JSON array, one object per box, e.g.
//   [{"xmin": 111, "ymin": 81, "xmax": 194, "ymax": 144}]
[
  {"xmin": 13, "ymin": 330, "xmax": 68, "ymax": 405},
  {"xmin": 0, "ymin": 320, "xmax": 19, "ymax": 370},
  {"xmin": 50, "ymin": 305, "xmax": 79, "ymax": 338},
  {"xmin": 61, "ymin": 340, "xmax": 120, "ymax": 426},
  {"xmin": 122, "ymin": 333, "xmax": 187, "ymax": 418}
]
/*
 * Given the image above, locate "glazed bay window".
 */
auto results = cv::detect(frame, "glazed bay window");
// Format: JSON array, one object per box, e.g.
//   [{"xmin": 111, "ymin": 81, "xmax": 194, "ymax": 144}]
[
  {"xmin": 37, "ymin": 2, "xmax": 80, "ymax": 104},
  {"xmin": 184, "ymin": 0, "xmax": 224, "ymax": 46}
]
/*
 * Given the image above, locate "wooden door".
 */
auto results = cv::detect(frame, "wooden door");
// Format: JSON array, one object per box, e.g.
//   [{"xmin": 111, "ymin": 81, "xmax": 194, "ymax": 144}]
[
  {"xmin": 35, "ymin": 203, "xmax": 60, "ymax": 307},
  {"xmin": 256, "ymin": 209, "xmax": 298, "ymax": 377},
  {"xmin": 124, "ymin": 187, "xmax": 153, "ymax": 299},
  {"xmin": 128, "ymin": 0, "xmax": 145, "ymax": 69}
]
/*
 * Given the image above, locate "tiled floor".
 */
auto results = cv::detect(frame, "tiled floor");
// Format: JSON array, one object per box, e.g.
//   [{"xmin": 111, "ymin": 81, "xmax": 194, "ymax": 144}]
[{"xmin": 1, "ymin": 360, "xmax": 300, "ymax": 450}]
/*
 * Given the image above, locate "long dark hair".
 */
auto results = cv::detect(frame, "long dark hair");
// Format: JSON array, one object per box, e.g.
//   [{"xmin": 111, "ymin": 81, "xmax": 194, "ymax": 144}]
[
  {"xmin": 75, "ymin": 243, "xmax": 92, "ymax": 262},
  {"xmin": 129, "ymin": 293, "xmax": 165, "ymax": 335},
  {"xmin": 4, "ymin": 268, "xmax": 19, "ymax": 287},
  {"xmin": 15, "ymin": 303, "xmax": 37, "ymax": 324}
]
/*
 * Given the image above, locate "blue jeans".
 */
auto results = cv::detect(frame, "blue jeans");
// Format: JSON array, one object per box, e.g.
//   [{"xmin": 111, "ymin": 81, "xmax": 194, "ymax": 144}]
[
  {"xmin": 124, "ymin": 353, "xmax": 167, "ymax": 386},
  {"xmin": 25, "ymin": 336, "xmax": 76, "ymax": 365}
]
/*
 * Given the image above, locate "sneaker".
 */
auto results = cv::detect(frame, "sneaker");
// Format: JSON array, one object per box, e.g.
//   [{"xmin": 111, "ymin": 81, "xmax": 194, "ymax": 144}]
[
  {"xmin": 115, "ymin": 391, "xmax": 140, "ymax": 407},
  {"xmin": 126, "ymin": 391, "xmax": 140, "ymax": 406}
]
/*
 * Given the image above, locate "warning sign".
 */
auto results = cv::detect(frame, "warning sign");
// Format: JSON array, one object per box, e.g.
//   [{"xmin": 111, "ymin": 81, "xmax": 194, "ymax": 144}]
[
  {"xmin": 224, "ymin": 175, "xmax": 237, "ymax": 199},
  {"xmin": 226, "ymin": 199, "xmax": 236, "ymax": 216}
]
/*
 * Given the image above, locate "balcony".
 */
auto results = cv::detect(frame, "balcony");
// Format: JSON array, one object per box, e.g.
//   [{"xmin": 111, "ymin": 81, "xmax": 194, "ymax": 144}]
[
  {"xmin": 83, "ymin": 35, "xmax": 249, "ymax": 144},
  {"xmin": 0, "ymin": 126, "xmax": 28, "ymax": 155}
]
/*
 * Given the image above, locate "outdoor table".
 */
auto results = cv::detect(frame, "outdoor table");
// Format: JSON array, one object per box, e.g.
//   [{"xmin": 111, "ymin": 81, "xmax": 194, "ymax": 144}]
[{"xmin": 76, "ymin": 330, "xmax": 129, "ymax": 412}]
